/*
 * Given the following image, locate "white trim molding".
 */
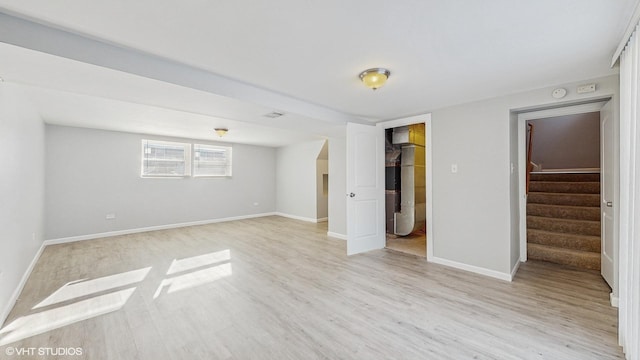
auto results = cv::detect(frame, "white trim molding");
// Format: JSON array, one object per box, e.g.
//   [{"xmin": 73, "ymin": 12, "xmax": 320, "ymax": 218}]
[
  {"xmin": 327, "ymin": 232, "xmax": 347, "ymax": 240},
  {"xmin": 429, "ymin": 256, "xmax": 513, "ymax": 282},
  {"xmin": 510, "ymin": 261, "xmax": 521, "ymax": 280},
  {"xmin": 274, "ymin": 212, "xmax": 320, "ymax": 223},
  {"xmin": 1, "ymin": 243, "xmax": 46, "ymax": 327},
  {"xmin": 377, "ymin": 113, "xmax": 433, "ymax": 261},
  {"xmin": 618, "ymin": 32, "xmax": 640, "ymax": 357},
  {"xmin": 611, "ymin": 294, "xmax": 619, "ymax": 308},
  {"xmin": 516, "ymin": 100, "xmax": 616, "ymax": 266},
  {"xmin": 45, "ymin": 212, "xmax": 277, "ymax": 245}
]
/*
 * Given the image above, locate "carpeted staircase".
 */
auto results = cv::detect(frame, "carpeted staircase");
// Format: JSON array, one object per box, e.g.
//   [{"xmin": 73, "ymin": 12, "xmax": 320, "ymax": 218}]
[{"xmin": 527, "ymin": 172, "xmax": 601, "ymax": 270}]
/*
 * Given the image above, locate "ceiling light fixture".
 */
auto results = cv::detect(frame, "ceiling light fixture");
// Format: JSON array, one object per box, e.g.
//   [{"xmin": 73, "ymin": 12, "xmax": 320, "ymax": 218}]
[
  {"xmin": 263, "ymin": 111, "xmax": 285, "ymax": 118},
  {"xmin": 214, "ymin": 128, "xmax": 228, "ymax": 137},
  {"xmin": 359, "ymin": 68, "xmax": 391, "ymax": 90}
]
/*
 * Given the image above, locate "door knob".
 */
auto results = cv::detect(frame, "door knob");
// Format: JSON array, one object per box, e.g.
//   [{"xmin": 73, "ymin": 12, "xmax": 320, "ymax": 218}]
[{"xmin": 348, "ymin": 192, "xmax": 356, "ymax": 198}]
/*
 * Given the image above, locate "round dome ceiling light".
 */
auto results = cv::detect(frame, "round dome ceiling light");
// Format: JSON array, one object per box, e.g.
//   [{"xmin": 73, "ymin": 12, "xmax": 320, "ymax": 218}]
[{"xmin": 359, "ymin": 68, "xmax": 391, "ymax": 90}]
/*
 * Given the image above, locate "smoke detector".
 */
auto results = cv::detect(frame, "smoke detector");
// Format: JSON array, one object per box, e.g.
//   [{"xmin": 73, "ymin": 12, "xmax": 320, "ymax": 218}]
[{"xmin": 551, "ymin": 88, "xmax": 567, "ymax": 99}]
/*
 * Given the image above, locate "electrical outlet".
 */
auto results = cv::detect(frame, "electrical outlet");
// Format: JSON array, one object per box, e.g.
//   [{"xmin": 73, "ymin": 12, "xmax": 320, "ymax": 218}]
[
  {"xmin": 451, "ymin": 164, "xmax": 458, "ymax": 173},
  {"xmin": 106, "ymin": 213, "xmax": 116, "ymax": 220}
]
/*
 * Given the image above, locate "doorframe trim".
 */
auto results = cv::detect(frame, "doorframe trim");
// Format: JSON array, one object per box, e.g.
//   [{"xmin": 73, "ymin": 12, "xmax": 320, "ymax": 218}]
[
  {"xmin": 516, "ymin": 100, "xmax": 608, "ymax": 262},
  {"xmin": 377, "ymin": 114, "xmax": 433, "ymax": 260}
]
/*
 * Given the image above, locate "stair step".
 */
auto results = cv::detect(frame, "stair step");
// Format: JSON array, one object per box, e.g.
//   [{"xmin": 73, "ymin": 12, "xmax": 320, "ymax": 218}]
[
  {"xmin": 527, "ymin": 229, "xmax": 601, "ymax": 252},
  {"xmin": 527, "ymin": 216, "xmax": 600, "ymax": 236},
  {"xmin": 528, "ymin": 181, "xmax": 600, "ymax": 194},
  {"xmin": 526, "ymin": 203, "xmax": 600, "ymax": 221},
  {"xmin": 527, "ymin": 243, "xmax": 600, "ymax": 271},
  {"xmin": 530, "ymin": 173, "xmax": 600, "ymax": 182},
  {"xmin": 527, "ymin": 192, "xmax": 600, "ymax": 207}
]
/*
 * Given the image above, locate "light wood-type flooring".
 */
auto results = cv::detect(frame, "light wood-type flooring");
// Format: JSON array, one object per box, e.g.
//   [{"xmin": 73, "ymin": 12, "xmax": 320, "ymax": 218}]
[
  {"xmin": 386, "ymin": 231, "xmax": 426, "ymax": 257},
  {"xmin": 0, "ymin": 216, "xmax": 623, "ymax": 359}
]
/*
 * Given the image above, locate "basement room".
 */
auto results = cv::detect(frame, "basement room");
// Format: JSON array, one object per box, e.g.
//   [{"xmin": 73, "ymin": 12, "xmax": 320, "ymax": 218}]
[{"xmin": 1, "ymin": 1, "xmax": 639, "ymax": 359}]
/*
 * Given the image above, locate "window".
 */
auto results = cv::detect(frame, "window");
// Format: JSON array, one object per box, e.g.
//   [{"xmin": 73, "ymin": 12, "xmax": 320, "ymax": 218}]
[
  {"xmin": 141, "ymin": 140, "xmax": 191, "ymax": 177},
  {"xmin": 193, "ymin": 144, "xmax": 232, "ymax": 177}
]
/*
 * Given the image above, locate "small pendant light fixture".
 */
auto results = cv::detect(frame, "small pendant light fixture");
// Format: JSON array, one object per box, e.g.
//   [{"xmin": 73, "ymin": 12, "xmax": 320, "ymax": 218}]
[
  {"xmin": 214, "ymin": 128, "xmax": 228, "ymax": 137},
  {"xmin": 359, "ymin": 68, "xmax": 391, "ymax": 90}
]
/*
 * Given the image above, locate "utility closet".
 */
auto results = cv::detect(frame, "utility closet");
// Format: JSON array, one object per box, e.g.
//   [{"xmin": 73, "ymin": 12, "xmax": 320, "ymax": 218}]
[{"xmin": 385, "ymin": 124, "xmax": 426, "ymax": 236}]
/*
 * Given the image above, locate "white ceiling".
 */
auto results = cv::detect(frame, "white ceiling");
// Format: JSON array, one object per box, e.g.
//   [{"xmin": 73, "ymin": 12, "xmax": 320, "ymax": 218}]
[{"xmin": 0, "ymin": 0, "xmax": 636, "ymax": 146}]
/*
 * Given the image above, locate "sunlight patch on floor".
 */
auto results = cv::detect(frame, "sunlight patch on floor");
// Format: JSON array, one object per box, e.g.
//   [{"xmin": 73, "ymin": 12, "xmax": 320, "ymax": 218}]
[
  {"xmin": 33, "ymin": 267, "xmax": 151, "ymax": 309},
  {"xmin": 0, "ymin": 288, "xmax": 136, "ymax": 347},
  {"xmin": 166, "ymin": 249, "xmax": 230, "ymax": 275},
  {"xmin": 154, "ymin": 250, "xmax": 232, "ymax": 299},
  {"xmin": 155, "ymin": 263, "xmax": 232, "ymax": 298}
]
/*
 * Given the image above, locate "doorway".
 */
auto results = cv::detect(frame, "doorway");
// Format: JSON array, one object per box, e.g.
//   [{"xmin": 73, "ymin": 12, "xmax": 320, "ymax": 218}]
[
  {"xmin": 517, "ymin": 100, "xmax": 617, "ymax": 301},
  {"xmin": 345, "ymin": 113, "xmax": 433, "ymax": 258},
  {"xmin": 384, "ymin": 124, "xmax": 427, "ymax": 257},
  {"xmin": 316, "ymin": 140, "xmax": 329, "ymax": 223}
]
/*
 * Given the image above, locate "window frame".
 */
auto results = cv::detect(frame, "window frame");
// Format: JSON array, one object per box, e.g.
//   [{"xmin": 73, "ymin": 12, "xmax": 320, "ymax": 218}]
[
  {"xmin": 192, "ymin": 143, "xmax": 233, "ymax": 178},
  {"xmin": 141, "ymin": 139, "xmax": 192, "ymax": 178}
]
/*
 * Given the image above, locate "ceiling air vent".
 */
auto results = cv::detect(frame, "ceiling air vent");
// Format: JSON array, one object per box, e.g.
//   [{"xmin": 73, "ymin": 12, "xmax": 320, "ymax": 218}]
[{"xmin": 263, "ymin": 111, "xmax": 285, "ymax": 118}]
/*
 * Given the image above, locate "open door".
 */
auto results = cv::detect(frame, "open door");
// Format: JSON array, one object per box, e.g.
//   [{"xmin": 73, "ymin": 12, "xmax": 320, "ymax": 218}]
[
  {"xmin": 601, "ymin": 100, "xmax": 615, "ymax": 289},
  {"xmin": 346, "ymin": 122, "xmax": 384, "ymax": 255}
]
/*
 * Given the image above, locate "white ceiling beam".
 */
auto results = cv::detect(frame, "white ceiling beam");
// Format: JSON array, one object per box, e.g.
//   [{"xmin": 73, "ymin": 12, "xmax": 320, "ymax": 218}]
[{"xmin": 0, "ymin": 11, "xmax": 365, "ymax": 125}]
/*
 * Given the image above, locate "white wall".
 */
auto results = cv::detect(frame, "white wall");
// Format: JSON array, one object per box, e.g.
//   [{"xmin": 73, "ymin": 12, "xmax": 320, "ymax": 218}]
[
  {"xmin": 431, "ymin": 75, "xmax": 619, "ymax": 276},
  {"xmin": 0, "ymin": 83, "xmax": 45, "ymax": 324},
  {"xmin": 432, "ymin": 101, "xmax": 512, "ymax": 273},
  {"xmin": 328, "ymin": 136, "xmax": 347, "ymax": 237},
  {"xmin": 275, "ymin": 140, "xmax": 326, "ymax": 221},
  {"xmin": 45, "ymin": 125, "xmax": 277, "ymax": 239}
]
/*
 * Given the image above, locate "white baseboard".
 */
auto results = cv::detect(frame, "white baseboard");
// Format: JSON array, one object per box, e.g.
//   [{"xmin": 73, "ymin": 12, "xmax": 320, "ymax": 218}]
[
  {"xmin": 610, "ymin": 293, "xmax": 619, "ymax": 308},
  {"xmin": 429, "ymin": 256, "xmax": 512, "ymax": 282},
  {"xmin": 44, "ymin": 212, "xmax": 277, "ymax": 246},
  {"xmin": 316, "ymin": 217, "xmax": 328, "ymax": 223},
  {"xmin": 274, "ymin": 212, "xmax": 319, "ymax": 223},
  {"xmin": 510, "ymin": 261, "xmax": 521, "ymax": 281},
  {"xmin": 1, "ymin": 242, "xmax": 46, "ymax": 327},
  {"xmin": 327, "ymin": 232, "xmax": 347, "ymax": 240}
]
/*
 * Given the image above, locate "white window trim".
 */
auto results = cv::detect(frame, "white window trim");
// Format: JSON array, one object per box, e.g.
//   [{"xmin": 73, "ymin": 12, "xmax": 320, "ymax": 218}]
[
  {"xmin": 193, "ymin": 144, "xmax": 232, "ymax": 178},
  {"xmin": 141, "ymin": 139, "xmax": 191, "ymax": 178}
]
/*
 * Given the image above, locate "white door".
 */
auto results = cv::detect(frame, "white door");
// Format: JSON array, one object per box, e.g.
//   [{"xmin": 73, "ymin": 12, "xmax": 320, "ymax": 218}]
[
  {"xmin": 601, "ymin": 100, "xmax": 615, "ymax": 288},
  {"xmin": 346, "ymin": 122, "xmax": 384, "ymax": 255}
]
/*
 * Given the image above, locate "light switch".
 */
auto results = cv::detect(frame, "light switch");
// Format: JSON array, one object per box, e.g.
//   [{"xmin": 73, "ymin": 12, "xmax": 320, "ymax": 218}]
[{"xmin": 451, "ymin": 164, "xmax": 458, "ymax": 173}]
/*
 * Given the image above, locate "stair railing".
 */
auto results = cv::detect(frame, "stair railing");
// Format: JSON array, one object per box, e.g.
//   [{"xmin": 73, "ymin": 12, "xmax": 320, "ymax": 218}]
[{"xmin": 526, "ymin": 123, "xmax": 534, "ymax": 194}]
